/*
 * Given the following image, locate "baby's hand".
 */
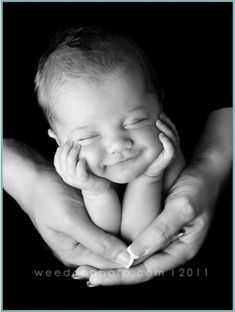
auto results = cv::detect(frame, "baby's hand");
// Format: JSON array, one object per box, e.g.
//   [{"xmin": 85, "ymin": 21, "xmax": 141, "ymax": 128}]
[
  {"xmin": 54, "ymin": 140, "xmax": 110, "ymax": 196},
  {"xmin": 144, "ymin": 113, "xmax": 180, "ymax": 178}
]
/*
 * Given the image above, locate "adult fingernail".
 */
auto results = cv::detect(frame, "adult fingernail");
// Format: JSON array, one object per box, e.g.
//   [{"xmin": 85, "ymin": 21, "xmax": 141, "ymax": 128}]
[
  {"xmin": 172, "ymin": 232, "xmax": 184, "ymax": 242},
  {"xmin": 86, "ymin": 281, "xmax": 99, "ymax": 288},
  {"xmin": 116, "ymin": 251, "xmax": 134, "ymax": 269},
  {"xmin": 127, "ymin": 246, "xmax": 140, "ymax": 260},
  {"xmin": 128, "ymin": 243, "xmax": 149, "ymax": 258},
  {"xmin": 72, "ymin": 272, "xmax": 86, "ymax": 280}
]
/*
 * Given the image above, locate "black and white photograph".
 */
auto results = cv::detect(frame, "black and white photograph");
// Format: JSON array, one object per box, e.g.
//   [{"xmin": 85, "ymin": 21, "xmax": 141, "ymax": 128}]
[{"xmin": 3, "ymin": 2, "xmax": 232, "ymax": 310}]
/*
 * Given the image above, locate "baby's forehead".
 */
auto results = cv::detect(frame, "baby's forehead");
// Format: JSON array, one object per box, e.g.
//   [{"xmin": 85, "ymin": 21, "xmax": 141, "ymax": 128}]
[
  {"xmin": 55, "ymin": 66, "xmax": 144, "ymax": 98},
  {"xmin": 58, "ymin": 61, "xmax": 146, "ymax": 91},
  {"xmin": 52, "ymin": 66, "xmax": 158, "ymax": 123}
]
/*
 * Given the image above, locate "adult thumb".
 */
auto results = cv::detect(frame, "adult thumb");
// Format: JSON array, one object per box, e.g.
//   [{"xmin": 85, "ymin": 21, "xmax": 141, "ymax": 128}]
[{"xmin": 68, "ymin": 220, "xmax": 134, "ymax": 269}]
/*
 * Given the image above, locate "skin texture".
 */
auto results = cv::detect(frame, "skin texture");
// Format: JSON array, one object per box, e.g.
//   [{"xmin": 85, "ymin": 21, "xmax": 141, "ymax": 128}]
[
  {"xmin": 3, "ymin": 108, "xmax": 232, "ymax": 285},
  {"xmin": 49, "ymin": 69, "xmax": 183, "ymax": 242},
  {"xmin": 73, "ymin": 108, "xmax": 232, "ymax": 285},
  {"xmin": 49, "ymin": 70, "xmax": 162, "ymax": 184},
  {"xmin": 3, "ymin": 139, "xmax": 133, "ymax": 268},
  {"xmin": 52, "ymin": 115, "xmax": 180, "ymax": 237}
]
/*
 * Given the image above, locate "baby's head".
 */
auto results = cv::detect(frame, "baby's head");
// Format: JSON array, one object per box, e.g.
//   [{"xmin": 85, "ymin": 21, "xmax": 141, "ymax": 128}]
[{"xmin": 35, "ymin": 27, "xmax": 164, "ymax": 183}]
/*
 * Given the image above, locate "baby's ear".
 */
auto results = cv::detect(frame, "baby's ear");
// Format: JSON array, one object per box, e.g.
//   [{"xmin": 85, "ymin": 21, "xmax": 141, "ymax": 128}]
[{"xmin": 48, "ymin": 128, "xmax": 60, "ymax": 146}]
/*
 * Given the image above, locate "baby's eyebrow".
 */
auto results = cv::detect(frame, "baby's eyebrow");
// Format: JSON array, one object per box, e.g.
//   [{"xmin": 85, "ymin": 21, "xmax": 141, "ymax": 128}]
[
  {"xmin": 73, "ymin": 125, "xmax": 90, "ymax": 130},
  {"xmin": 126, "ymin": 106, "xmax": 145, "ymax": 113},
  {"xmin": 70, "ymin": 125, "xmax": 91, "ymax": 135}
]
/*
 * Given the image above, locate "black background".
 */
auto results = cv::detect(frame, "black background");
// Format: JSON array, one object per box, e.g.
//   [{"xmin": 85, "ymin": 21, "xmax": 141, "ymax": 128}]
[{"xmin": 3, "ymin": 2, "xmax": 232, "ymax": 310}]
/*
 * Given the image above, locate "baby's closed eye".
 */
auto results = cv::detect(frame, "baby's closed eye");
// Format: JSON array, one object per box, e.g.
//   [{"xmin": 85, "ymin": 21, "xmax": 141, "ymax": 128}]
[
  {"xmin": 123, "ymin": 117, "xmax": 152, "ymax": 129},
  {"xmin": 78, "ymin": 134, "xmax": 100, "ymax": 145}
]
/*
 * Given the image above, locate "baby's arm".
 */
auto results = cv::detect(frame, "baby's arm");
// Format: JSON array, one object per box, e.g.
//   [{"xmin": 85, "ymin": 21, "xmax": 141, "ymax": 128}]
[
  {"xmin": 121, "ymin": 114, "xmax": 184, "ymax": 242},
  {"xmin": 54, "ymin": 140, "xmax": 121, "ymax": 235},
  {"xmin": 121, "ymin": 172, "xmax": 163, "ymax": 243}
]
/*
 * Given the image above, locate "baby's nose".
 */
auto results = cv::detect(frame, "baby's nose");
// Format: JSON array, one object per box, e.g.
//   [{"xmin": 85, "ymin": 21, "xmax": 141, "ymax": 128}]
[{"xmin": 106, "ymin": 136, "xmax": 133, "ymax": 154}]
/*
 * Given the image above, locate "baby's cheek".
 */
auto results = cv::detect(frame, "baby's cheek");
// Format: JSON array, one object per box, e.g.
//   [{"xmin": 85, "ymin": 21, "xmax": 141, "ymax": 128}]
[
  {"xmin": 141, "ymin": 126, "xmax": 162, "ymax": 161},
  {"xmin": 79, "ymin": 145, "xmax": 102, "ymax": 174}
]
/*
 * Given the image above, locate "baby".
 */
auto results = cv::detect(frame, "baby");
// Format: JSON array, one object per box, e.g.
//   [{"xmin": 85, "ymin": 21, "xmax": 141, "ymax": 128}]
[{"xmin": 35, "ymin": 27, "xmax": 185, "ymax": 266}]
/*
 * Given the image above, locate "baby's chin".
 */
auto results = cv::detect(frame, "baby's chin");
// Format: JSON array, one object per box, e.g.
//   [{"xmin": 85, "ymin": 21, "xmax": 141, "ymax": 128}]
[
  {"xmin": 108, "ymin": 176, "xmax": 134, "ymax": 184},
  {"xmin": 101, "ymin": 159, "xmax": 155, "ymax": 183},
  {"xmin": 104, "ymin": 169, "xmax": 145, "ymax": 184}
]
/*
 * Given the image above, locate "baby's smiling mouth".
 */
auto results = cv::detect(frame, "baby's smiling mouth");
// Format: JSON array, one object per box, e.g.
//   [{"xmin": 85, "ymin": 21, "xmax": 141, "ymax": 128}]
[{"xmin": 103, "ymin": 150, "xmax": 142, "ymax": 168}]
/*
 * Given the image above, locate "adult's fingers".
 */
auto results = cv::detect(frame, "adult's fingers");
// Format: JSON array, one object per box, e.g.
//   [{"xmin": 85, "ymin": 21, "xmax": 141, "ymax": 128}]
[
  {"xmin": 141, "ymin": 215, "xmax": 207, "ymax": 275},
  {"xmin": 44, "ymin": 229, "xmax": 124, "ymax": 269},
  {"xmin": 74, "ymin": 245, "xmax": 128, "ymax": 269},
  {"xmin": 127, "ymin": 197, "xmax": 197, "ymax": 260},
  {"xmin": 36, "ymin": 169, "xmax": 133, "ymax": 269},
  {"xmin": 64, "ymin": 215, "xmax": 133, "ymax": 269},
  {"xmin": 88, "ymin": 243, "xmax": 188, "ymax": 286},
  {"xmin": 89, "ymin": 265, "xmax": 148, "ymax": 286},
  {"xmin": 88, "ymin": 215, "xmax": 207, "ymax": 286},
  {"xmin": 72, "ymin": 265, "xmax": 99, "ymax": 280}
]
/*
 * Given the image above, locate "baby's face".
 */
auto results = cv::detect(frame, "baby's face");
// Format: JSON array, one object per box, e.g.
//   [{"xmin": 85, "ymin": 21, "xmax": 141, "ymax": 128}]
[{"xmin": 52, "ymin": 70, "xmax": 162, "ymax": 183}]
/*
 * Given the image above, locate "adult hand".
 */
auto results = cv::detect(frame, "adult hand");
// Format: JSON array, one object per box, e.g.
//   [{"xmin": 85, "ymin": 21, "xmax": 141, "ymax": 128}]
[
  {"xmin": 74, "ymin": 169, "xmax": 217, "ymax": 284},
  {"xmin": 73, "ymin": 108, "xmax": 232, "ymax": 285},
  {"xmin": 3, "ymin": 139, "xmax": 132, "ymax": 269}
]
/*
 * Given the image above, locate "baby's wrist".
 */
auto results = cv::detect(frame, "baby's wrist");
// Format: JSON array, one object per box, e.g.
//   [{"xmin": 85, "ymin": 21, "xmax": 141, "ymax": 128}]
[
  {"xmin": 81, "ymin": 183, "xmax": 112, "ymax": 199},
  {"xmin": 139, "ymin": 172, "xmax": 163, "ymax": 184}
]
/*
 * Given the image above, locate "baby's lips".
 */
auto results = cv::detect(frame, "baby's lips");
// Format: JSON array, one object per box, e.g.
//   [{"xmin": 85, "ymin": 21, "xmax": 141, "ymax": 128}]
[{"xmin": 104, "ymin": 150, "xmax": 141, "ymax": 167}]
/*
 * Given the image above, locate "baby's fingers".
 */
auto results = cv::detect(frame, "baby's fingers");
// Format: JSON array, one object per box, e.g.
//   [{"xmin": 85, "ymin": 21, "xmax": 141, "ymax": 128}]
[
  {"xmin": 75, "ymin": 158, "xmax": 90, "ymax": 183},
  {"xmin": 54, "ymin": 146, "xmax": 63, "ymax": 176},
  {"xmin": 159, "ymin": 132, "xmax": 175, "ymax": 163},
  {"xmin": 66, "ymin": 142, "xmax": 81, "ymax": 176},
  {"xmin": 54, "ymin": 141, "xmax": 73, "ymax": 176},
  {"xmin": 156, "ymin": 119, "xmax": 178, "ymax": 148},
  {"xmin": 57, "ymin": 140, "xmax": 74, "ymax": 174},
  {"xmin": 160, "ymin": 113, "xmax": 180, "ymax": 142},
  {"xmin": 157, "ymin": 112, "xmax": 180, "ymax": 144}
]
